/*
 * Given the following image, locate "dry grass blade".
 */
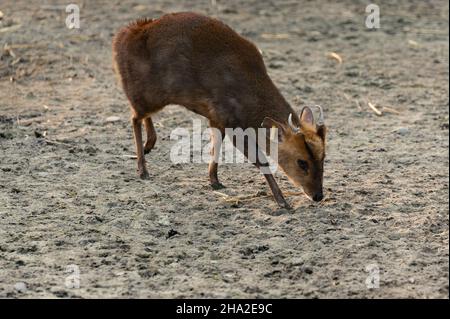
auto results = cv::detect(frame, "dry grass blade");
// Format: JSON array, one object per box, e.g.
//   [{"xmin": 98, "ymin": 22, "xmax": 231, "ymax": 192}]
[
  {"xmin": 11, "ymin": 58, "xmax": 21, "ymax": 66},
  {"xmin": 9, "ymin": 43, "xmax": 45, "ymax": 50},
  {"xmin": 261, "ymin": 33, "xmax": 290, "ymax": 39},
  {"xmin": 327, "ymin": 52, "xmax": 343, "ymax": 64},
  {"xmin": 42, "ymin": 138, "xmax": 73, "ymax": 147},
  {"xmin": 213, "ymin": 190, "xmax": 304, "ymax": 204},
  {"xmin": 121, "ymin": 154, "xmax": 138, "ymax": 159},
  {"xmin": 368, "ymin": 102, "xmax": 382, "ymax": 116},
  {"xmin": 212, "ymin": 191, "xmax": 229, "ymax": 199},
  {"xmin": 382, "ymin": 106, "xmax": 401, "ymax": 115},
  {"xmin": 3, "ymin": 43, "xmax": 16, "ymax": 58},
  {"xmin": 213, "ymin": 191, "xmax": 271, "ymax": 203},
  {"xmin": 0, "ymin": 24, "xmax": 22, "ymax": 33},
  {"xmin": 342, "ymin": 93, "xmax": 351, "ymax": 101},
  {"xmin": 343, "ymin": 93, "xmax": 362, "ymax": 111}
]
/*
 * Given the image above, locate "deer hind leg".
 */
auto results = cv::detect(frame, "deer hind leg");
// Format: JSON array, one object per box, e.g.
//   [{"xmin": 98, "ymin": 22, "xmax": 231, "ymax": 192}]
[
  {"xmin": 131, "ymin": 114, "xmax": 149, "ymax": 180},
  {"xmin": 144, "ymin": 117, "xmax": 157, "ymax": 154},
  {"xmin": 208, "ymin": 126, "xmax": 225, "ymax": 189}
]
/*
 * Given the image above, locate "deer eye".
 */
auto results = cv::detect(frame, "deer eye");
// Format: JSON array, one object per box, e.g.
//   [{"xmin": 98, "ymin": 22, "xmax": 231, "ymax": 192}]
[{"xmin": 297, "ymin": 159, "xmax": 309, "ymax": 172}]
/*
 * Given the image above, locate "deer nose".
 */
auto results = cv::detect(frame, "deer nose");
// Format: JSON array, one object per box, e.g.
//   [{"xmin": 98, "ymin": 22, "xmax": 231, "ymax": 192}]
[{"xmin": 313, "ymin": 192, "xmax": 323, "ymax": 202}]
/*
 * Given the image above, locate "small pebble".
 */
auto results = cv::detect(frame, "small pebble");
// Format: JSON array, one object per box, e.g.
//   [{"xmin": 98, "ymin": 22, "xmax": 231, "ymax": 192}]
[
  {"xmin": 303, "ymin": 266, "xmax": 314, "ymax": 274},
  {"xmin": 290, "ymin": 257, "xmax": 304, "ymax": 266},
  {"xmin": 105, "ymin": 116, "xmax": 121, "ymax": 123},
  {"xmin": 14, "ymin": 282, "xmax": 27, "ymax": 293},
  {"xmin": 167, "ymin": 229, "xmax": 179, "ymax": 239},
  {"xmin": 392, "ymin": 127, "xmax": 409, "ymax": 135}
]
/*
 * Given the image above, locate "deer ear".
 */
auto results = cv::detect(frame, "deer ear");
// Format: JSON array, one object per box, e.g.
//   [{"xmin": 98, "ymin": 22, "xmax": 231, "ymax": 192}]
[
  {"xmin": 261, "ymin": 117, "xmax": 287, "ymax": 142},
  {"xmin": 300, "ymin": 106, "xmax": 315, "ymax": 125},
  {"xmin": 317, "ymin": 124, "xmax": 327, "ymax": 142}
]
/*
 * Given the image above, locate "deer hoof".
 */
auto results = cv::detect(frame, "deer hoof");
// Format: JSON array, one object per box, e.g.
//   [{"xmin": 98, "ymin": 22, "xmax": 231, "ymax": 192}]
[
  {"xmin": 139, "ymin": 170, "xmax": 150, "ymax": 180},
  {"xmin": 211, "ymin": 182, "xmax": 225, "ymax": 190},
  {"xmin": 278, "ymin": 200, "xmax": 291, "ymax": 210}
]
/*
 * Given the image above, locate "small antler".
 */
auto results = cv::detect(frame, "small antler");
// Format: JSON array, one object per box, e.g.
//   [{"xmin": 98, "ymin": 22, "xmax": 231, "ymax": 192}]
[
  {"xmin": 315, "ymin": 105, "xmax": 324, "ymax": 125},
  {"xmin": 288, "ymin": 113, "xmax": 300, "ymax": 133}
]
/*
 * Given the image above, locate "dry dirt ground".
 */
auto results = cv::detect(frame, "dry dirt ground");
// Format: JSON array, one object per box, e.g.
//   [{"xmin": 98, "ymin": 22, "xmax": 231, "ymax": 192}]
[{"xmin": 0, "ymin": 0, "xmax": 448, "ymax": 298}]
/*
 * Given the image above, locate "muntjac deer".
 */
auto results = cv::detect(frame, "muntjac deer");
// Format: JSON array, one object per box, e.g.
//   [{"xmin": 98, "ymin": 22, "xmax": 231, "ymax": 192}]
[{"xmin": 113, "ymin": 12, "xmax": 327, "ymax": 208}]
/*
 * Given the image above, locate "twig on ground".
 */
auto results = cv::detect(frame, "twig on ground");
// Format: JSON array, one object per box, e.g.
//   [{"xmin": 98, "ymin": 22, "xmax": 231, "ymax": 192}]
[
  {"xmin": 42, "ymin": 138, "xmax": 73, "ymax": 147},
  {"xmin": 261, "ymin": 33, "xmax": 290, "ymax": 39},
  {"xmin": 213, "ymin": 190, "xmax": 304, "ymax": 204},
  {"xmin": 382, "ymin": 106, "xmax": 401, "ymax": 115},
  {"xmin": 368, "ymin": 102, "xmax": 383, "ymax": 116},
  {"xmin": 0, "ymin": 24, "xmax": 22, "ymax": 33},
  {"xmin": 121, "ymin": 154, "xmax": 138, "ymax": 159},
  {"xmin": 343, "ymin": 93, "xmax": 362, "ymax": 111},
  {"xmin": 327, "ymin": 52, "xmax": 343, "ymax": 64}
]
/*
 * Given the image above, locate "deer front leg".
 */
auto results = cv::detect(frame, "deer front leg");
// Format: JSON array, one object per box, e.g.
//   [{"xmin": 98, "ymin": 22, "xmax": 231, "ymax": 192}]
[
  {"xmin": 208, "ymin": 126, "xmax": 225, "ymax": 189},
  {"xmin": 259, "ymin": 170, "xmax": 289, "ymax": 209},
  {"xmin": 234, "ymin": 134, "xmax": 290, "ymax": 209},
  {"xmin": 256, "ymin": 153, "xmax": 289, "ymax": 209}
]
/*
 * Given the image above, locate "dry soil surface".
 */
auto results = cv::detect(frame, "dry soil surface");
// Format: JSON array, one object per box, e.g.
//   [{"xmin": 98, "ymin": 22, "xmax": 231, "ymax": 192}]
[{"xmin": 0, "ymin": 0, "xmax": 448, "ymax": 298}]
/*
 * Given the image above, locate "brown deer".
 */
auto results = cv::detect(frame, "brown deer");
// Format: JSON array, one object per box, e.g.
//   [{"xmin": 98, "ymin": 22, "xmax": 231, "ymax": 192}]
[{"xmin": 112, "ymin": 12, "xmax": 327, "ymax": 208}]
